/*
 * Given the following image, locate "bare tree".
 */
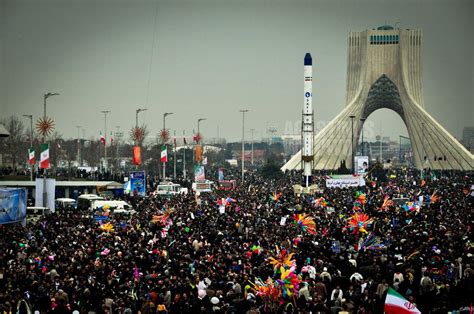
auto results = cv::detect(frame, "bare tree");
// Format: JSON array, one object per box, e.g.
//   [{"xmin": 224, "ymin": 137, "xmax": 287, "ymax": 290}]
[{"xmin": 0, "ymin": 116, "xmax": 27, "ymax": 167}]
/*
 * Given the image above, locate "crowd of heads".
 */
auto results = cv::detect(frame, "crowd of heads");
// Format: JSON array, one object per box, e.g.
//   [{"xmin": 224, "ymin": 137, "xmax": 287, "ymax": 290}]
[{"xmin": 0, "ymin": 167, "xmax": 473, "ymax": 313}]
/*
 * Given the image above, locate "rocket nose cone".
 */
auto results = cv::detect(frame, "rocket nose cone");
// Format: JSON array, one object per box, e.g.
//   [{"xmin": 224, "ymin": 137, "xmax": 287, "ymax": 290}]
[{"xmin": 304, "ymin": 53, "xmax": 312, "ymax": 65}]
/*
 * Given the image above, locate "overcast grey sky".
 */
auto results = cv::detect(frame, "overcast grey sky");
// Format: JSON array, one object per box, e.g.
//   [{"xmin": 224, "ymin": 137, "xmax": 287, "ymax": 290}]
[{"xmin": 0, "ymin": 0, "xmax": 472, "ymax": 142}]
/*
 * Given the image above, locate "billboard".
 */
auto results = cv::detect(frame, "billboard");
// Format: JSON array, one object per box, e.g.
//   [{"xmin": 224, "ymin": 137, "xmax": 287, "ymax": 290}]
[
  {"xmin": 130, "ymin": 171, "xmax": 146, "ymax": 196},
  {"xmin": 355, "ymin": 156, "xmax": 369, "ymax": 174},
  {"xmin": 35, "ymin": 178, "xmax": 56, "ymax": 212},
  {"xmin": 0, "ymin": 188, "xmax": 27, "ymax": 225}
]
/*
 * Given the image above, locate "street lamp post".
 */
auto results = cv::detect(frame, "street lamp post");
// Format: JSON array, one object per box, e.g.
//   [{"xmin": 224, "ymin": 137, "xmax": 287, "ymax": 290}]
[
  {"xmin": 182, "ymin": 130, "xmax": 187, "ymax": 179},
  {"xmin": 250, "ymin": 128, "xmax": 256, "ymax": 166},
  {"xmin": 101, "ymin": 110, "xmax": 110, "ymax": 173},
  {"xmin": 360, "ymin": 118, "xmax": 366, "ymax": 156},
  {"xmin": 76, "ymin": 125, "xmax": 81, "ymax": 167},
  {"xmin": 162, "ymin": 112, "xmax": 173, "ymax": 179},
  {"xmin": 42, "ymin": 92, "xmax": 59, "ymax": 207},
  {"xmin": 22, "ymin": 114, "xmax": 33, "ymax": 181},
  {"xmin": 135, "ymin": 108, "xmax": 147, "ymax": 171},
  {"xmin": 239, "ymin": 110, "xmax": 249, "ymax": 183},
  {"xmin": 349, "ymin": 115, "xmax": 355, "ymax": 174}
]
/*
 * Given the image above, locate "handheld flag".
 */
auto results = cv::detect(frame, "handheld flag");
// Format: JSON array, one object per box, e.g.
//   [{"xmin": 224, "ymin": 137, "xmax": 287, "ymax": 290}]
[{"xmin": 384, "ymin": 287, "xmax": 420, "ymax": 313}]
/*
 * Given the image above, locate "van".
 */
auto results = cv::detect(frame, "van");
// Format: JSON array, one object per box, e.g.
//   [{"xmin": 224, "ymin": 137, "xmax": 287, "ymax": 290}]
[
  {"xmin": 155, "ymin": 182, "xmax": 188, "ymax": 196},
  {"xmin": 26, "ymin": 207, "xmax": 51, "ymax": 223},
  {"xmin": 92, "ymin": 200, "xmax": 136, "ymax": 215},
  {"xmin": 77, "ymin": 194, "xmax": 104, "ymax": 210},
  {"xmin": 55, "ymin": 198, "xmax": 77, "ymax": 210}
]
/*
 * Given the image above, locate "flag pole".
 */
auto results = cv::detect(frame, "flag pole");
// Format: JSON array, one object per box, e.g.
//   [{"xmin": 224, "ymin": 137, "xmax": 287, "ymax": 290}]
[{"xmin": 183, "ymin": 130, "xmax": 186, "ymax": 179}]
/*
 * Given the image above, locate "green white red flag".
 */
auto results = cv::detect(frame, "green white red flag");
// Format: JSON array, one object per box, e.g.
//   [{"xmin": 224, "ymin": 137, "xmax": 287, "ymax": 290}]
[
  {"xmin": 384, "ymin": 287, "xmax": 420, "ymax": 314},
  {"xmin": 160, "ymin": 145, "xmax": 168, "ymax": 163},
  {"xmin": 40, "ymin": 143, "xmax": 50, "ymax": 169},
  {"xmin": 28, "ymin": 146, "xmax": 35, "ymax": 165}
]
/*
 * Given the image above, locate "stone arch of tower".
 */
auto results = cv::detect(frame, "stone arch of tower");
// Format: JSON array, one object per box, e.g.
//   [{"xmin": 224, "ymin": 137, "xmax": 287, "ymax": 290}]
[{"xmin": 282, "ymin": 28, "xmax": 474, "ymax": 171}]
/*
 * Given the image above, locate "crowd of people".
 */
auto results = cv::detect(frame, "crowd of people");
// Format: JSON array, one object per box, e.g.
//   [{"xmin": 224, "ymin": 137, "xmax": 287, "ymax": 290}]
[{"xmin": 0, "ymin": 167, "xmax": 473, "ymax": 313}]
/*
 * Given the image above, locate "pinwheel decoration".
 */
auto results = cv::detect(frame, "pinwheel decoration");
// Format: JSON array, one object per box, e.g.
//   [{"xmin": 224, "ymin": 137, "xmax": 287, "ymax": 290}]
[
  {"xmin": 36, "ymin": 116, "xmax": 55, "ymax": 137},
  {"xmin": 159, "ymin": 128, "xmax": 170, "ymax": 143},
  {"xmin": 193, "ymin": 132, "xmax": 202, "ymax": 143},
  {"xmin": 251, "ymin": 278, "xmax": 281, "ymax": 304},
  {"xmin": 152, "ymin": 207, "xmax": 175, "ymax": 226},
  {"xmin": 430, "ymin": 192, "xmax": 440, "ymax": 203},
  {"xmin": 315, "ymin": 197, "xmax": 327, "ymax": 208},
  {"xmin": 354, "ymin": 191, "xmax": 367, "ymax": 207},
  {"xmin": 276, "ymin": 266, "xmax": 301, "ymax": 298},
  {"xmin": 358, "ymin": 232, "xmax": 385, "ymax": 251},
  {"xmin": 380, "ymin": 195, "xmax": 394, "ymax": 210},
  {"xmin": 130, "ymin": 126, "xmax": 145, "ymax": 143},
  {"xmin": 270, "ymin": 192, "xmax": 282, "ymax": 202},
  {"xmin": 268, "ymin": 248, "xmax": 296, "ymax": 272},
  {"xmin": 347, "ymin": 213, "xmax": 373, "ymax": 235},
  {"xmin": 99, "ymin": 222, "xmax": 115, "ymax": 233},
  {"xmin": 293, "ymin": 213, "xmax": 316, "ymax": 235},
  {"xmin": 402, "ymin": 201, "xmax": 420, "ymax": 212}
]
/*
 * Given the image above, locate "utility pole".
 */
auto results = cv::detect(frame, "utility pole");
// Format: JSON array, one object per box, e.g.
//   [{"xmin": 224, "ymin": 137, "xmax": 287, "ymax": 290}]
[
  {"xmin": 240, "ymin": 110, "xmax": 249, "ymax": 183},
  {"xmin": 250, "ymin": 128, "xmax": 256, "ymax": 166},
  {"xmin": 173, "ymin": 130, "xmax": 177, "ymax": 179},
  {"xmin": 101, "ymin": 110, "xmax": 110, "ymax": 173},
  {"xmin": 42, "ymin": 92, "xmax": 59, "ymax": 207},
  {"xmin": 76, "ymin": 125, "xmax": 81, "ymax": 167},
  {"xmin": 360, "ymin": 118, "xmax": 366, "ymax": 156},
  {"xmin": 22, "ymin": 114, "xmax": 34, "ymax": 181},
  {"xmin": 162, "ymin": 112, "xmax": 173, "ymax": 179}
]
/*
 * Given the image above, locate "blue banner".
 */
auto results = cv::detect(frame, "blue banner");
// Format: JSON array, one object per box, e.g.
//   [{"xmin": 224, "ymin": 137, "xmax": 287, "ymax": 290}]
[
  {"xmin": 0, "ymin": 188, "xmax": 27, "ymax": 224},
  {"xmin": 130, "ymin": 171, "xmax": 146, "ymax": 196}
]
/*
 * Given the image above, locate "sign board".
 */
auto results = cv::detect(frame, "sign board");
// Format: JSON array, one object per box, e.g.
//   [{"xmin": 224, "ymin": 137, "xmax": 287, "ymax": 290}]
[
  {"xmin": 326, "ymin": 176, "xmax": 365, "ymax": 188},
  {"xmin": 0, "ymin": 188, "xmax": 27, "ymax": 225},
  {"xmin": 130, "ymin": 171, "xmax": 146, "ymax": 196},
  {"xmin": 355, "ymin": 156, "xmax": 369, "ymax": 174}
]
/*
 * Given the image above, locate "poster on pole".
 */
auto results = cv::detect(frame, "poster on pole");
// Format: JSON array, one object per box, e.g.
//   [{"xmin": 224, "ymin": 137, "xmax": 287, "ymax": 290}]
[
  {"xmin": 218, "ymin": 168, "xmax": 224, "ymax": 181},
  {"xmin": 194, "ymin": 165, "xmax": 205, "ymax": 182},
  {"xmin": 355, "ymin": 156, "xmax": 369, "ymax": 174},
  {"xmin": 0, "ymin": 188, "xmax": 27, "ymax": 225},
  {"xmin": 130, "ymin": 171, "xmax": 146, "ymax": 196}
]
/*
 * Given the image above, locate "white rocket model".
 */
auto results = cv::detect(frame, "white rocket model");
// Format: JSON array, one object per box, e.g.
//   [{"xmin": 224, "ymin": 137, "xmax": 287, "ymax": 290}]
[{"xmin": 302, "ymin": 53, "xmax": 314, "ymax": 187}]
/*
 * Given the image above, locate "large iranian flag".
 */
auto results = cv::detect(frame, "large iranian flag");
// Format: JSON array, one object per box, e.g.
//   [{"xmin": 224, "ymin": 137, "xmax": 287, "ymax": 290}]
[
  {"xmin": 160, "ymin": 145, "xmax": 168, "ymax": 163},
  {"xmin": 40, "ymin": 143, "xmax": 50, "ymax": 169},
  {"xmin": 384, "ymin": 287, "xmax": 420, "ymax": 314}
]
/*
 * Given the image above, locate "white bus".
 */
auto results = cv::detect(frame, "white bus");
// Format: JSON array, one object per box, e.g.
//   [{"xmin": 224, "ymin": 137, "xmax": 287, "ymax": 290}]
[
  {"xmin": 155, "ymin": 182, "xmax": 188, "ymax": 196},
  {"xmin": 77, "ymin": 194, "xmax": 104, "ymax": 210}
]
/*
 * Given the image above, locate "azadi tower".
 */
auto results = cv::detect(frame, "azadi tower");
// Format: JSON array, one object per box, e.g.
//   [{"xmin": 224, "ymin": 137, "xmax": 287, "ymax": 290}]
[{"xmin": 282, "ymin": 26, "xmax": 474, "ymax": 171}]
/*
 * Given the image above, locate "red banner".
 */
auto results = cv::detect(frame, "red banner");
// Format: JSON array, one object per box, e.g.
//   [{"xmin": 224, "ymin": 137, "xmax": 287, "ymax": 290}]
[{"xmin": 133, "ymin": 146, "xmax": 141, "ymax": 165}]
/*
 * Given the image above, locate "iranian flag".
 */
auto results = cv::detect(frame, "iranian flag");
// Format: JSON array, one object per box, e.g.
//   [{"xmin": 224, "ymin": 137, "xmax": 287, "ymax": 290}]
[
  {"xmin": 40, "ymin": 143, "xmax": 50, "ymax": 169},
  {"xmin": 384, "ymin": 287, "xmax": 420, "ymax": 314},
  {"xmin": 160, "ymin": 145, "xmax": 168, "ymax": 162},
  {"xmin": 28, "ymin": 146, "xmax": 35, "ymax": 165},
  {"xmin": 100, "ymin": 132, "xmax": 106, "ymax": 146}
]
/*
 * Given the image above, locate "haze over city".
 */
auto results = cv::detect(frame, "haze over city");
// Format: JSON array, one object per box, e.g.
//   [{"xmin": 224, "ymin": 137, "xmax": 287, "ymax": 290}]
[{"xmin": 1, "ymin": 0, "xmax": 472, "ymax": 142}]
